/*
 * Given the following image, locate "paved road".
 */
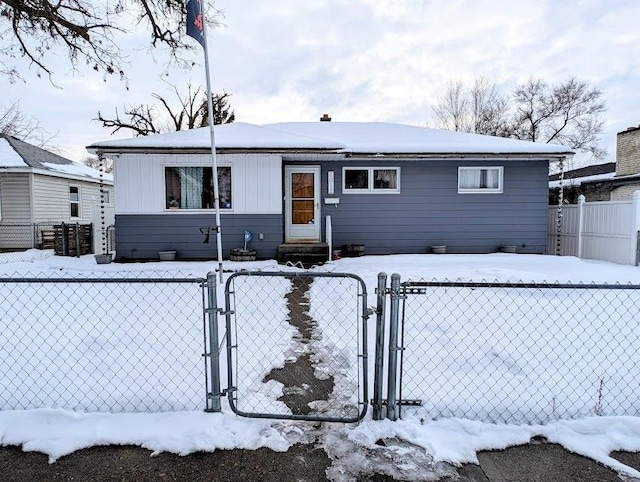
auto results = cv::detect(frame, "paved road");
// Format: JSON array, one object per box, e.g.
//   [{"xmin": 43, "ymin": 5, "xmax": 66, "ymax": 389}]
[{"xmin": 2, "ymin": 441, "xmax": 640, "ymax": 481}]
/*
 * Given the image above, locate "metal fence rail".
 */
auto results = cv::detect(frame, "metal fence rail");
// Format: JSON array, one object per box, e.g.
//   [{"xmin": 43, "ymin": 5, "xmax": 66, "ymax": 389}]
[
  {"xmin": 0, "ymin": 275, "xmax": 206, "ymax": 412},
  {"xmin": 384, "ymin": 277, "xmax": 640, "ymax": 424},
  {"xmin": 224, "ymin": 271, "xmax": 369, "ymax": 422}
]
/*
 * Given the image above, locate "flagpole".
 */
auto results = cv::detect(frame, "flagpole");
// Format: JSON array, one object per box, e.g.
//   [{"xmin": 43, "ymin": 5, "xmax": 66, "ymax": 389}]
[{"xmin": 200, "ymin": 2, "xmax": 224, "ymax": 283}]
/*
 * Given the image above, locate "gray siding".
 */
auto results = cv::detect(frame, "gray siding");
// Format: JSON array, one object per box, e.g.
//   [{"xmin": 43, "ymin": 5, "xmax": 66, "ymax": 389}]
[
  {"xmin": 0, "ymin": 173, "xmax": 32, "ymax": 222},
  {"xmin": 115, "ymin": 158, "xmax": 549, "ymax": 260},
  {"xmin": 314, "ymin": 159, "xmax": 549, "ymax": 255},
  {"xmin": 115, "ymin": 214, "xmax": 283, "ymax": 260}
]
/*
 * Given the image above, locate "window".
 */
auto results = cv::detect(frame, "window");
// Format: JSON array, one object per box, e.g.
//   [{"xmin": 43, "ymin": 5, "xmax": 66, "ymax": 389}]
[
  {"xmin": 101, "ymin": 189, "xmax": 110, "ymax": 204},
  {"xmin": 165, "ymin": 166, "xmax": 232, "ymax": 210},
  {"xmin": 69, "ymin": 186, "xmax": 79, "ymax": 218},
  {"xmin": 343, "ymin": 167, "xmax": 400, "ymax": 193},
  {"xmin": 458, "ymin": 167, "xmax": 503, "ymax": 193}
]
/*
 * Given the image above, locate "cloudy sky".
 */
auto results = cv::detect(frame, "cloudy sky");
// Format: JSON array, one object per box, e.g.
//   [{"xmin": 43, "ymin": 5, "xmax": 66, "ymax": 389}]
[{"xmin": 4, "ymin": 0, "xmax": 640, "ymax": 165}]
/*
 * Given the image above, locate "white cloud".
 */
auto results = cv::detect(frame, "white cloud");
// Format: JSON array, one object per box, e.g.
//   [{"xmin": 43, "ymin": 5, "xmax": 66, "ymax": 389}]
[{"xmin": 3, "ymin": 0, "xmax": 639, "ymax": 163}]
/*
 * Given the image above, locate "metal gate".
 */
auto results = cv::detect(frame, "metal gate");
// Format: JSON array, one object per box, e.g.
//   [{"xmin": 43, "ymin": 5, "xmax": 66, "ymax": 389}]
[{"xmin": 221, "ymin": 271, "xmax": 369, "ymax": 422}]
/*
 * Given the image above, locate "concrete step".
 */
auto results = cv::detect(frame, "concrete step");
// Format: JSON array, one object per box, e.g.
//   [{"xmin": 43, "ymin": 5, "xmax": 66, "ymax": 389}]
[{"xmin": 278, "ymin": 243, "xmax": 329, "ymax": 267}]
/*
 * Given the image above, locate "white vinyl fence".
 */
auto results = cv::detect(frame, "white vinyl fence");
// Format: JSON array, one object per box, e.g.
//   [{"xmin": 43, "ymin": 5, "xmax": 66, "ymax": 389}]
[{"xmin": 548, "ymin": 191, "xmax": 640, "ymax": 265}]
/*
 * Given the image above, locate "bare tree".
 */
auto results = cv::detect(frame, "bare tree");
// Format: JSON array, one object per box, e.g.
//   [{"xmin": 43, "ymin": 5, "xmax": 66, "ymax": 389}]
[
  {"xmin": 468, "ymin": 77, "xmax": 510, "ymax": 136},
  {"xmin": 83, "ymin": 154, "xmax": 113, "ymax": 174},
  {"xmin": 432, "ymin": 80, "xmax": 469, "ymax": 132},
  {"xmin": 0, "ymin": 0, "xmax": 221, "ymax": 81},
  {"xmin": 96, "ymin": 84, "xmax": 235, "ymax": 136},
  {"xmin": 0, "ymin": 100, "xmax": 54, "ymax": 147},
  {"xmin": 512, "ymin": 77, "xmax": 606, "ymax": 159},
  {"xmin": 432, "ymin": 76, "xmax": 606, "ymax": 160},
  {"xmin": 432, "ymin": 77, "xmax": 510, "ymax": 136}
]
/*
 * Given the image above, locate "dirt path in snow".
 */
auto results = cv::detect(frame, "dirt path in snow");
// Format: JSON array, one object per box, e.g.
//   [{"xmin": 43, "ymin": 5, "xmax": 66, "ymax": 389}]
[{"xmin": 264, "ymin": 276, "xmax": 335, "ymax": 415}]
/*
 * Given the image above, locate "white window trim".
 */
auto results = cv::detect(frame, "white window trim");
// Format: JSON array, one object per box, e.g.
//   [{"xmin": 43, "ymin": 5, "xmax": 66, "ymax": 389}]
[
  {"xmin": 163, "ymin": 164, "xmax": 234, "ymax": 212},
  {"xmin": 342, "ymin": 167, "xmax": 401, "ymax": 194},
  {"xmin": 101, "ymin": 188, "xmax": 111, "ymax": 205},
  {"xmin": 69, "ymin": 185, "xmax": 80, "ymax": 218},
  {"xmin": 458, "ymin": 166, "xmax": 504, "ymax": 194}
]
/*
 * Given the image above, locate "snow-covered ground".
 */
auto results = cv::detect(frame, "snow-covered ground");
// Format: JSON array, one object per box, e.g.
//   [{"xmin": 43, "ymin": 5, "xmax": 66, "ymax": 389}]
[{"xmin": 1, "ymin": 250, "xmax": 640, "ymax": 480}]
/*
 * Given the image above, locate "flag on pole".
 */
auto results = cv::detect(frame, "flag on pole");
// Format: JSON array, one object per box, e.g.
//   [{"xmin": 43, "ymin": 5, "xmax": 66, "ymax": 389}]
[
  {"xmin": 185, "ymin": 0, "xmax": 224, "ymax": 282},
  {"xmin": 186, "ymin": 0, "xmax": 205, "ymax": 48}
]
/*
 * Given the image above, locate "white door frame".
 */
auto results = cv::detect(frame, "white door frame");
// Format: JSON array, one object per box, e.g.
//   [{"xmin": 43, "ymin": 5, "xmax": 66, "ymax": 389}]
[{"xmin": 285, "ymin": 165, "xmax": 321, "ymax": 242}]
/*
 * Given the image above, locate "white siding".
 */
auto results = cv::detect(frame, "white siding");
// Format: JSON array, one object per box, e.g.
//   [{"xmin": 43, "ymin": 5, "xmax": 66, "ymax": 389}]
[
  {"xmin": 0, "ymin": 173, "xmax": 32, "ymax": 222},
  {"xmin": 32, "ymin": 174, "xmax": 112, "ymax": 223},
  {"xmin": 114, "ymin": 153, "xmax": 282, "ymax": 215}
]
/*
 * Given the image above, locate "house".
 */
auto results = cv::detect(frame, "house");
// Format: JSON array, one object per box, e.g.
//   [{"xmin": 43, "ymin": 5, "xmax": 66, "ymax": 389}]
[
  {"xmin": 0, "ymin": 135, "xmax": 114, "ymax": 253},
  {"xmin": 549, "ymin": 124, "xmax": 640, "ymax": 204},
  {"xmin": 548, "ymin": 162, "xmax": 616, "ymax": 204},
  {"xmin": 87, "ymin": 120, "xmax": 572, "ymax": 261}
]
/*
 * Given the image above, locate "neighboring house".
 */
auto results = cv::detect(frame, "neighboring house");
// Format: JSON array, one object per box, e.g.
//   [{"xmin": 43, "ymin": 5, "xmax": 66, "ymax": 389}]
[
  {"xmin": 549, "ymin": 124, "xmax": 640, "ymax": 203},
  {"xmin": 0, "ymin": 135, "xmax": 114, "ymax": 252},
  {"xmin": 87, "ymin": 120, "xmax": 572, "ymax": 261},
  {"xmin": 548, "ymin": 162, "xmax": 616, "ymax": 204}
]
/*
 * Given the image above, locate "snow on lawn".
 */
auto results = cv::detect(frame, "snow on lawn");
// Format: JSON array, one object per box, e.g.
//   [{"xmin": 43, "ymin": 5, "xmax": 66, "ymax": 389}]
[{"xmin": 1, "ymin": 250, "xmax": 640, "ymax": 480}]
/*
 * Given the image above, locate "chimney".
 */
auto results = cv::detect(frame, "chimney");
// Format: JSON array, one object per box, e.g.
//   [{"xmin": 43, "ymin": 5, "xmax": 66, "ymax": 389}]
[
  {"xmin": 615, "ymin": 124, "xmax": 640, "ymax": 177},
  {"xmin": 320, "ymin": 114, "xmax": 332, "ymax": 122}
]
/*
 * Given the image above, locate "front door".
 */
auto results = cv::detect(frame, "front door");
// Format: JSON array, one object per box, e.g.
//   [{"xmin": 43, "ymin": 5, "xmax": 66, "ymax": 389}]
[{"xmin": 285, "ymin": 166, "xmax": 321, "ymax": 242}]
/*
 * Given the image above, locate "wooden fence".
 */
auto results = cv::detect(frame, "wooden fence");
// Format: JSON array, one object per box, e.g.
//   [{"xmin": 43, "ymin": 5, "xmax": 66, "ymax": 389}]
[{"xmin": 548, "ymin": 191, "xmax": 640, "ymax": 265}]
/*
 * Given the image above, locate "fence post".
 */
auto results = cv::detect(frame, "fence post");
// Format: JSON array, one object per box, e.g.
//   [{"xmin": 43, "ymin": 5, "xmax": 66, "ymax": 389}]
[
  {"xmin": 577, "ymin": 195, "xmax": 585, "ymax": 258},
  {"xmin": 205, "ymin": 271, "xmax": 222, "ymax": 412},
  {"xmin": 372, "ymin": 272, "xmax": 387, "ymax": 421},
  {"xmin": 61, "ymin": 222, "xmax": 68, "ymax": 255},
  {"xmin": 386, "ymin": 273, "xmax": 401, "ymax": 421},
  {"xmin": 75, "ymin": 222, "xmax": 81, "ymax": 257}
]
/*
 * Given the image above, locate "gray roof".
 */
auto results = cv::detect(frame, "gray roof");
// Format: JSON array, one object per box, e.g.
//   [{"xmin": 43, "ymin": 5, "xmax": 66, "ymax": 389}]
[
  {"xmin": 1, "ymin": 134, "xmax": 112, "ymax": 183},
  {"xmin": 549, "ymin": 162, "xmax": 616, "ymax": 181},
  {"xmin": 1, "ymin": 134, "xmax": 75, "ymax": 169}
]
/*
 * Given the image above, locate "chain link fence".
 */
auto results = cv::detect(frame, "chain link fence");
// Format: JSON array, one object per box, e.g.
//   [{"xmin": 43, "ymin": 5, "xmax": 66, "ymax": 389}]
[
  {"xmin": 224, "ymin": 271, "xmax": 369, "ymax": 422},
  {"xmin": 0, "ymin": 223, "xmax": 38, "ymax": 254},
  {"xmin": 0, "ymin": 274, "xmax": 207, "ymax": 412},
  {"xmin": 0, "ymin": 222, "xmax": 99, "ymax": 262},
  {"xmin": 4, "ymin": 266, "xmax": 639, "ymax": 425},
  {"xmin": 385, "ymin": 278, "xmax": 640, "ymax": 424}
]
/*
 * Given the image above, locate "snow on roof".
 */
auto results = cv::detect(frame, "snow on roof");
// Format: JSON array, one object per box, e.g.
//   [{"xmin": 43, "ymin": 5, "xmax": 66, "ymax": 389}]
[
  {"xmin": 0, "ymin": 138, "xmax": 29, "ymax": 167},
  {"xmin": 88, "ymin": 122, "xmax": 574, "ymax": 156},
  {"xmin": 268, "ymin": 122, "xmax": 574, "ymax": 155},
  {"xmin": 42, "ymin": 162, "xmax": 113, "ymax": 182},
  {"xmin": 88, "ymin": 122, "xmax": 343, "ymax": 151},
  {"xmin": 549, "ymin": 172, "xmax": 616, "ymax": 189},
  {"xmin": 1, "ymin": 135, "xmax": 111, "ymax": 183}
]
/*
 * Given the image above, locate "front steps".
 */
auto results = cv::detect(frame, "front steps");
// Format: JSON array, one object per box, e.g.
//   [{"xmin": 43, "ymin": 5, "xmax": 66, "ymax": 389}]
[{"xmin": 277, "ymin": 243, "xmax": 330, "ymax": 267}]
